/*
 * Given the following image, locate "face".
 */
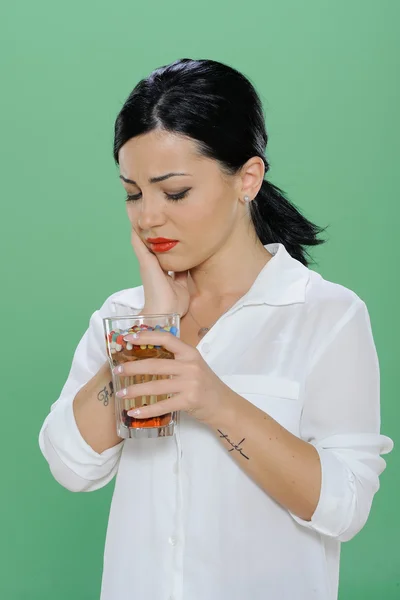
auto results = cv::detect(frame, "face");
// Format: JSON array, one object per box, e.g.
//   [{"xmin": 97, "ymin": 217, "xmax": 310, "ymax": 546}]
[{"xmin": 118, "ymin": 129, "xmax": 258, "ymax": 274}]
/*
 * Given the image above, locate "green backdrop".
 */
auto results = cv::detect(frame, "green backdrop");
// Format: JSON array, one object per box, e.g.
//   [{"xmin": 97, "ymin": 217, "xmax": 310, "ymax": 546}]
[{"xmin": 1, "ymin": 1, "xmax": 398, "ymax": 598}]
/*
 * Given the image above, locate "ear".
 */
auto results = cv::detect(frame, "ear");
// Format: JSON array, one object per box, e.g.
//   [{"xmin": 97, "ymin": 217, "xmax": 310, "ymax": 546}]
[{"xmin": 239, "ymin": 157, "xmax": 265, "ymax": 199}]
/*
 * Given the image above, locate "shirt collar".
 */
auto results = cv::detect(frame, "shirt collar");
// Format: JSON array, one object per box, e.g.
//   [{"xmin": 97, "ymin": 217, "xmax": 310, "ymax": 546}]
[
  {"xmin": 111, "ymin": 243, "xmax": 310, "ymax": 311},
  {"xmin": 243, "ymin": 242, "xmax": 311, "ymax": 306}
]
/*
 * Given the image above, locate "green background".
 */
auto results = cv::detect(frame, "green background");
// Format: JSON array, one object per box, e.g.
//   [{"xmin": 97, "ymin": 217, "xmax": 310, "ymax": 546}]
[{"xmin": 1, "ymin": 0, "xmax": 398, "ymax": 598}]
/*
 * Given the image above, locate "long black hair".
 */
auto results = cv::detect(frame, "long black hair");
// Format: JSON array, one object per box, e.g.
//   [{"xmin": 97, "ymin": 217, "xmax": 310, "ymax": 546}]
[{"xmin": 113, "ymin": 58, "xmax": 328, "ymax": 267}]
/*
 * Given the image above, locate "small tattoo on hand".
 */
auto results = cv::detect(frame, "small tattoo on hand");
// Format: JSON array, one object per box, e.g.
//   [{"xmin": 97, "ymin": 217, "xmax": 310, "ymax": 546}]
[{"xmin": 217, "ymin": 430, "xmax": 249, "ymax": 460}]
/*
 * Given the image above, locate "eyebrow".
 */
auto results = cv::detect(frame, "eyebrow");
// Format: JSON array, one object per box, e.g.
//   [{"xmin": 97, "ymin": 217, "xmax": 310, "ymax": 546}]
[{"xmin": 119, "ymin": 172, "xmax": 192, "ymax": 185}]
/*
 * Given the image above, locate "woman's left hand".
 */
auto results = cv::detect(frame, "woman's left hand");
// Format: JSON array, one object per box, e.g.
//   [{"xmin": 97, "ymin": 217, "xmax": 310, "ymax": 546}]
[{"xmin": 112, "ymin": 330, "xmax": 230, "ymax": 424}]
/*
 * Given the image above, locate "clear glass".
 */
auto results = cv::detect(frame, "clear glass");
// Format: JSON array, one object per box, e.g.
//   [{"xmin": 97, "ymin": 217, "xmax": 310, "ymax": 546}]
[{"xmin": 103, "ymin": 313, "xmax": 180, "ymax": 439}]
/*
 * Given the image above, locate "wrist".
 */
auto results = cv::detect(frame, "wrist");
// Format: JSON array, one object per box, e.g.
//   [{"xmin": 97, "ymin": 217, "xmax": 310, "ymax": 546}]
[{"xmin": 203, "ymin": 383, "xmax": 241, "ymax": 431}]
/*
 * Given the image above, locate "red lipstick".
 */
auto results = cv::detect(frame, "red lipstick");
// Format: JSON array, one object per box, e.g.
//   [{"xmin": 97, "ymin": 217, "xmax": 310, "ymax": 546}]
[
  {"xmin": 147, "ymin": 237, "xmax": 177, "ymax": 243},
  {"xmin": 146, "ymin": 237, "xmax": 179, "ymax": 253}
]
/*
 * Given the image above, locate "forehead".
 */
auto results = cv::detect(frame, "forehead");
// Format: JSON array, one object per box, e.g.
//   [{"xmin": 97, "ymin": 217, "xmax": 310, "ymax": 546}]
[
  {"xmin": 118, "ymin": 129, "xmax": 227, "ymax": 186},
  {"xmin": 118, "ymin": 130, "xmax": 199, "ymax": 172}
]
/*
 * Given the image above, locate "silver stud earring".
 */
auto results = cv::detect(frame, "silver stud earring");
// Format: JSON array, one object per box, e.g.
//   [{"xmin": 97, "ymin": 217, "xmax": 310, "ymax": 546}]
[{"xmin": 244, "ymin": 195, "xmax": 250, "ymax": 203}]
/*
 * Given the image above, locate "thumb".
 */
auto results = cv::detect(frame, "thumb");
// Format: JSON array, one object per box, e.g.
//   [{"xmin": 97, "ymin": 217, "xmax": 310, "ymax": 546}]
[{"xmin": 171, "ymin": 270, "xmax": 189, "ymax": 288}]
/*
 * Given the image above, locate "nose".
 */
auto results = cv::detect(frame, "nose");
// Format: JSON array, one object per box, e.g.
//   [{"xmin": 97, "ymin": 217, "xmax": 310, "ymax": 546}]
[{"xmin": 137, "ymin": 200, "xmax": 166, "ymax": 231}]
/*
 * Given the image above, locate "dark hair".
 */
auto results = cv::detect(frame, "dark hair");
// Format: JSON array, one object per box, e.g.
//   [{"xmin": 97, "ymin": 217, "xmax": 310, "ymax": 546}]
[{"xmin": 113, "ymin": 58, "xmax": 328, "ymax": 267}]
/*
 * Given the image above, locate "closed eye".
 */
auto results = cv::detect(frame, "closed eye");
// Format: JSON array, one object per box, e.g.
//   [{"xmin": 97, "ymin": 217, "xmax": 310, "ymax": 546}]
[{"xmin": 126, "ymin": 189, "xmax": 191, "ymax": 203}]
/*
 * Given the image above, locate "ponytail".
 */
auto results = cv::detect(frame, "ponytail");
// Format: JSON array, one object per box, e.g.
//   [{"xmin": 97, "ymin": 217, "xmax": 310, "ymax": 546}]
[{"xmin": 250, "ymin": 180, "xmax": 328, "ymax": 267}]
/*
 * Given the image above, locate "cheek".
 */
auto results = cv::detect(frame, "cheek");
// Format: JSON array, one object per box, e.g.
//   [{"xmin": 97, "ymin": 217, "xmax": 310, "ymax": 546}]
[
  {"xmin": 199, "ymin": 193, "xmax": 234, "ymax": 228},
  {"xmin": 188, "ymin": 190, "xmax": 225, "ymax": 222},
  {"xmin": 179, "ymin": 197, "xmax": 233, "ymax": 242},
  {"xmin": 125, "ymin": 203, "xmax": 135, "ymax": 220}
]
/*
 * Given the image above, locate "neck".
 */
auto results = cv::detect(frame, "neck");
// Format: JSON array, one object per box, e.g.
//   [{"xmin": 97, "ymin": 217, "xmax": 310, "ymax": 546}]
[{"xmin": 187, "ymin": 239, "xmax": 272, "ymax": 302}]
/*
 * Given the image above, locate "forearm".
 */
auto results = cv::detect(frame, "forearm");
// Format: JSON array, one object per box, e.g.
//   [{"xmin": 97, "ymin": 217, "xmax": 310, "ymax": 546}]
[
  {"xmin": 206, "ymin": 387, "xmax": 321, "ymax": 521},
  {"xmin": 73, "ymin": 360, "xmax": 123, "ymax": 454}
]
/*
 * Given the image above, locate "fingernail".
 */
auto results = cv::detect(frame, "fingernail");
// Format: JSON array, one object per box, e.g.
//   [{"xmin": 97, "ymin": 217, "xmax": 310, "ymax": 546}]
[
  {"xmin": 124, "ymin": 333, "xmax": 139, "ymax": 341},
  {"xmin": 127, "ymin": 409, "xmax": 141, "ymax": 416},
  {"xmin": 116, "ymin": 388, "xmax": 127, "ymax": 397},
  {"xmin": 113, "ymin": 365, "xmax": 123, "ymax": 374}
]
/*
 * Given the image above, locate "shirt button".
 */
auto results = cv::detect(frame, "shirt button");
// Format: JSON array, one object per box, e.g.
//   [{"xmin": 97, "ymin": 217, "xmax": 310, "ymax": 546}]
[
  {"xmin": 201, "ymin": 342, "xmax": 211, "ymax": 353},
  {"xmin": 168, "ymin": 536, "xmax": 178, "ymax": 546}
]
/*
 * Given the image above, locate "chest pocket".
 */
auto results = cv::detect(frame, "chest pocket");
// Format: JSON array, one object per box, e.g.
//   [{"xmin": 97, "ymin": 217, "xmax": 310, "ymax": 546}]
[{"xmin": 220, "ymin": 374, "xmax": 302, "ymax": 436}]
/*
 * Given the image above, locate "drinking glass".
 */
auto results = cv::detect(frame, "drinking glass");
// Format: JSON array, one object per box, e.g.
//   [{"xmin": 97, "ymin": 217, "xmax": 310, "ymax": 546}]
[{"xmin": 103, "ymin": 313, "xmax": 180, "ymax": 439}]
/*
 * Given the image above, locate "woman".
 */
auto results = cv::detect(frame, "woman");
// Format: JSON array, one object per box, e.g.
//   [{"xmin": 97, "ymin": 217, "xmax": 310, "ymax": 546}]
[{"xmin": 39, "ymin": 58, "xmax": 393, "ymax": 600}]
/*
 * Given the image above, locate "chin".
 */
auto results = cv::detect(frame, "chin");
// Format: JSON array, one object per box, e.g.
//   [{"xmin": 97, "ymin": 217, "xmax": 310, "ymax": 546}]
[{"xmin": 156, "ymin": 254, "xmax": 196, "ymax": 272}]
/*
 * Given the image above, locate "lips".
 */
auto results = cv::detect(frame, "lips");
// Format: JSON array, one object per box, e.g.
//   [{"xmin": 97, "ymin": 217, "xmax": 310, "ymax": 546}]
[
  {"xmin": 147, "ymin": 237, "xmax": 177, "ymax": 243},
  {"xmin": 149, "ymin": 240, "xmax": 179, "ymax": 253}
]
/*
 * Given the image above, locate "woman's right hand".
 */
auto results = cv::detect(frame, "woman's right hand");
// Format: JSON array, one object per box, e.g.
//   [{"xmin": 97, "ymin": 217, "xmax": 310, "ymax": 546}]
[{"xmin": 130, "ymin": 226, "xmax": 191, "ymax": 318}]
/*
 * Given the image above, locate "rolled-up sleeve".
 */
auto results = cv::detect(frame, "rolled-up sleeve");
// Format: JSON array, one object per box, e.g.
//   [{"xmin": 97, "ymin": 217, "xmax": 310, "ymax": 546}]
[
  {"xmin": 289, "ymin": 299, "xmax": 393, "ymax": 541},
  {"xmin": 38, "ymin": 296, "xmax": 137, "ymax": 493}
]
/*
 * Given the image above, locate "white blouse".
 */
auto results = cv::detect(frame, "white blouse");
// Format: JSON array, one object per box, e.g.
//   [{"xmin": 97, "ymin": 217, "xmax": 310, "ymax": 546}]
[{"xmin": 38, "ymin": 242, "xmax": 393, "ymax": 600}]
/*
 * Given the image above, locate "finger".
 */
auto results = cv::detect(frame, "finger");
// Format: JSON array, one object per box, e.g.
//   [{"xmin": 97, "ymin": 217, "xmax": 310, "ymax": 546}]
[
  {"xmin": 130, "ymin": 227, "xmax": 174, "ymax": 279},
  {"xmin": 126, "ymin": 394, "xmax": 185, "ymax": 419},
  {"xmin": 123, "ymin": 330, "xmax": 196, "ymax": 360},
  {"xmin": 130, "ymin": 226, "xmax": 157, "ymax": 265},
  {"xmin": 116, "ymin": 376, "xmax": 179, "ymax": 400},
  {"xmin": 113, "ymin": 358, "xmax": 182, "ymax": 377}
]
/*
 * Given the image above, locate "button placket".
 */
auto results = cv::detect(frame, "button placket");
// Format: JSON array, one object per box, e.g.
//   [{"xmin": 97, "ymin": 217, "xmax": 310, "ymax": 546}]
[{"xmin": 169, "ymin": 411, "xmax": 184, "ymax": 600}]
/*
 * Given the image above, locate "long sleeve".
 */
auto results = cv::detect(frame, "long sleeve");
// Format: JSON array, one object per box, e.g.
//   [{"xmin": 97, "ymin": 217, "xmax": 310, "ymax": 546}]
[
  {"xmin": 38, "ymin": 295, "xmax": 138, "ymax": 493},
  {"xmin": 289, "ymin": 299, "xmax": 394, "ymax": 541}
]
